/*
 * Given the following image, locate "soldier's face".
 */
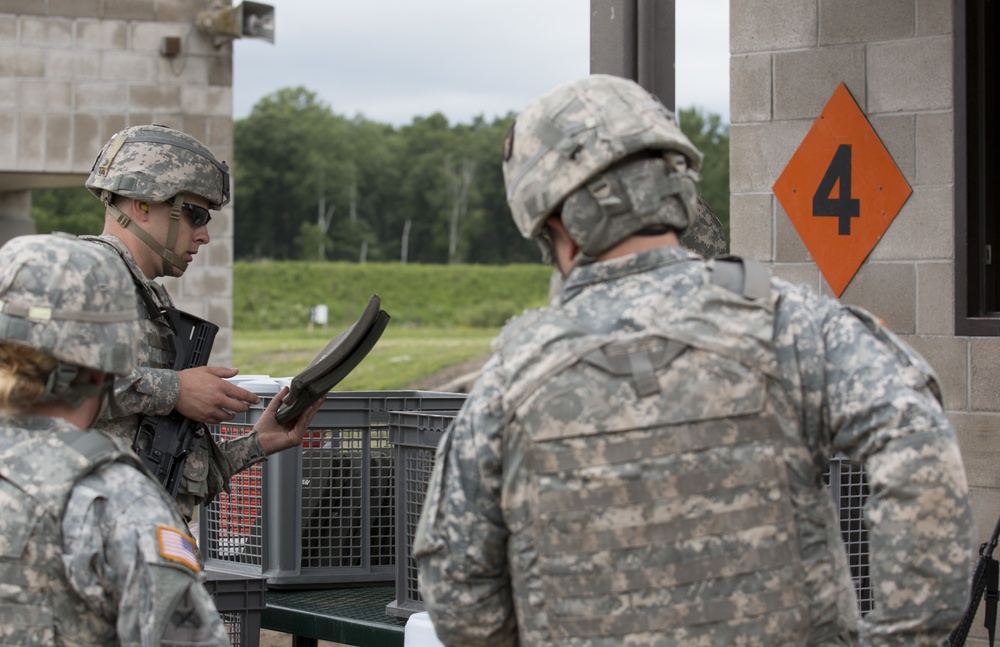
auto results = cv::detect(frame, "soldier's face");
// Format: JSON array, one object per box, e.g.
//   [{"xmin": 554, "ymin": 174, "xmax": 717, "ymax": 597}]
[
  {"xmin": 143, "ymin": 195, "xmax": 212, "ymax": 278},
  {"xmin": 167, "ymin": 195, "xmax": 212, "ymax": 277}
]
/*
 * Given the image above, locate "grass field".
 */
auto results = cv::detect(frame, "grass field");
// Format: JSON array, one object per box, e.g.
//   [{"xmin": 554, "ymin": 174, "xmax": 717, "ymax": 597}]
[
  {"xmin": 232, "ymin": 325, "xmax": 499, "ymax": 390},
  {"xmin": 232, "ymin": 261, "xmax": 552, "ymax": 390}
]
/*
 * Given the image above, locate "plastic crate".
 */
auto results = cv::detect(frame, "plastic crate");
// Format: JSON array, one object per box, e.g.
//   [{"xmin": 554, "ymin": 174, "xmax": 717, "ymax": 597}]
[
  {"xmin": 203, "ymin": 569, "xmax": 267, "ymax": 647},
  {"xmin": 198, "ymin": 379, "xmax": 467, "ymax": 588},
  {"xmin": 385, "ymin": 410, "xmax": 460, "ymax": 619},
  {"xmin": 826, "ymin": 456, "xmax": 873, "ymax": 615},
  {"xmin": 382, "ymin": 415, "xmax": 875, "ymax": 620}
]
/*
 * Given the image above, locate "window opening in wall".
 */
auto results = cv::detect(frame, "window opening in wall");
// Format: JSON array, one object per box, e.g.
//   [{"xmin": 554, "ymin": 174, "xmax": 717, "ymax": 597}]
[{"xmin": 956, "ymin": 0, "xmax": 1000, "ymax": 335}]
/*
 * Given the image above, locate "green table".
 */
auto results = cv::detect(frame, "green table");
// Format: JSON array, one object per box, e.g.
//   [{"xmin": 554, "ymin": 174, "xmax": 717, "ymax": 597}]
[{"xmin": 262, "ymin": 586, "xmax": 406, "ymax": 647}]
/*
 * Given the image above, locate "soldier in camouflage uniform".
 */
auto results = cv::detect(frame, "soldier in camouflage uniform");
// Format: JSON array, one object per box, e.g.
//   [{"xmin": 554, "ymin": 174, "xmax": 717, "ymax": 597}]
[
  {"xmin": 414, "ymin": 75, "xmax": 975, "ymax": 646},
  {"xmin": 82, "ymin": 124, "xmax": 304, "ymax": 519},
  {"xmin": 0, "ymin": 233, "xmax": 229, "ymax": 645}
]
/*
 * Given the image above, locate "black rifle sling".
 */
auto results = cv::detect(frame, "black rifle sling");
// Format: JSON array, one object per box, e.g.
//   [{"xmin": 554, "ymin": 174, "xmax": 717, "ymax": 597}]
[
  {"xmin": 985, "ymin": 515, "xmax": 1000, "ymax": 647},
  {"xmin": 950, "ymin": 513, "xmax": 1000, "ymax": 647}
]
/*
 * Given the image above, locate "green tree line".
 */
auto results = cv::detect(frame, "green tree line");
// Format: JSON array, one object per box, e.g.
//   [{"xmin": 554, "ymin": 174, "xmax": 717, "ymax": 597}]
[{"xmin": 32, "ymin": 85, "xmax": 729, "ymax": 263}]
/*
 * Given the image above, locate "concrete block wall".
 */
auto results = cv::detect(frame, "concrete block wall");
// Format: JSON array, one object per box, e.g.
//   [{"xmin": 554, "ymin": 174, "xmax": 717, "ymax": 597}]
[
  {"xmin": 730, "ymin": 0, "xmax": 999, "ymax": 641},
  {"xmin": 0, "ymin": 0, "xmax": 236, "ymax": 365}
]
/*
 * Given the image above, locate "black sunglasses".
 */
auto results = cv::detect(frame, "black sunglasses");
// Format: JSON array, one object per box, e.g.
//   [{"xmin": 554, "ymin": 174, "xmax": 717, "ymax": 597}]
[{"xmin": 182, "ymin": 202, "xmax": 212, "ymax": 227}]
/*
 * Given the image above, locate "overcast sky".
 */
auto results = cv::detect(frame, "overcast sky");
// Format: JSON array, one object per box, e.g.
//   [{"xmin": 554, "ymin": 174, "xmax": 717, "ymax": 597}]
[{"xmin": 232, "ymin": 1, "xmax": 730, "ymax": 127}]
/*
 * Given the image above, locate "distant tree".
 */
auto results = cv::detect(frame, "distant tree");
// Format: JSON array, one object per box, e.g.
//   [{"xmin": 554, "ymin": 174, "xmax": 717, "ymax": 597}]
[
  {"xmin": 338, "ymin": 118, "xmax": 403, "ymax": 263},
  {"xmin": 678, "ymin": 107, "xmax": 730, "ymax": 242},
  {"xmin": 396, "ymin": 113, "xmax": 454, "ymax": 263},
  {"xmin": 230, "ymin": 85, "xmax": 728, "ymax": 264},
  {"xmin": 445, "ymin": 154, "xmax": 475, "ymax": 264},
  {"xmin": 293, "ymin": 221, "xmax": 334, "ymax": 261},
  {"xmin": 31, "ymin": 186, "xmax": 105, "ymax": 236},
  {"xmin": 234, "ymin": 87, "xmax": 352, "ymax": 260},
  {"xmin": 459, "ymin": 114, "xmax": 538, "ymax": 264}
]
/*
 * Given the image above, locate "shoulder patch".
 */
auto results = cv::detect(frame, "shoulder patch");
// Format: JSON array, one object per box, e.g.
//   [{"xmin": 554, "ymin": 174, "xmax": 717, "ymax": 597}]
[{"xmin": 157, "ymin": 525, "xmax": 201, "ymax": 572}]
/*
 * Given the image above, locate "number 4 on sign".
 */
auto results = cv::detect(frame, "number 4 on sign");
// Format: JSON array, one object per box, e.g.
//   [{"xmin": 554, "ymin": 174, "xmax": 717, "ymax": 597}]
[
  {"xmin": 813, "ymin": 144, "xmax": 860, "ymax": 236},
  {"xmin": 772, "ymin": 82, "xmax": 912, "ymax": 297}
]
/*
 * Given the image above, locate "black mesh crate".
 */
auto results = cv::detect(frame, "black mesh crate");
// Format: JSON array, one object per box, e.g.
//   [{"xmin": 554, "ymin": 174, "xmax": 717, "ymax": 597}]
[
  {"xmin": 198, "ymin": 380, "xmax": 467, "ymax": 588},
  {"xmin": 203, "ymin": 569, "xmax": 267, "ymax": 647},
  {"xmin": 385, "ymin": 410, "xmax": 462, "ymax": 619}
]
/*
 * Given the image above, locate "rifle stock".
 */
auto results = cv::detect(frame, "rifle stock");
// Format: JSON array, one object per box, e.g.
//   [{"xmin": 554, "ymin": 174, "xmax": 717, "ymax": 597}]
[
  {"xmin": 948, "ymin": 514, "xmax": 1000, "ymax": 647},
  {"xmin": 132, "ymin": 308, "xmax": 218, "ymax": 497}
]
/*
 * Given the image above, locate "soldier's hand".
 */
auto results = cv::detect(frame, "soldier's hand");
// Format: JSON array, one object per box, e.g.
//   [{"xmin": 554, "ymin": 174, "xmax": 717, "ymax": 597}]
[
  {"xmin": 253, "ymin": 386, "xmax": 327, "ymax": 456},
  {"xmin": 175, "ymin": 366, "xmax": 260, "ymax": 424}
]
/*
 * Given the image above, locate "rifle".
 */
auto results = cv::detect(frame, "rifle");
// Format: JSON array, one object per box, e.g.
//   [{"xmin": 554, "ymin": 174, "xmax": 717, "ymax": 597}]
[
  {"xmin": 948, "ymin": 513, "xmax": 1000, "ymax": 647},
  {"xmin": 132, "ymin": 308, "xmax": 218, "ymax": 498}
]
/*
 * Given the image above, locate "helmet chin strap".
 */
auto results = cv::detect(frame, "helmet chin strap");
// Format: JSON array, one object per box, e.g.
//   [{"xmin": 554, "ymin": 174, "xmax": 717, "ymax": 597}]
[
  {"xmin": 162, "ymin": 196, "xmax": 185, "ymax": 276},
  {"xmin": 102, "ymin": 191, "xmax": 189, "ymax": 275},
  {"xmin": 39, "ymin": 361, "xmax": 107, "ymax": 410}
]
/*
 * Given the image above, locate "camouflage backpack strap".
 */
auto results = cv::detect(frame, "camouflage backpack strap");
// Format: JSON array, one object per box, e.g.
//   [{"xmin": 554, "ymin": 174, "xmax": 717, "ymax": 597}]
[
  {"xmin": 0, "ymin": 429, "xmax": 142, "ymax": 519},
  {"xmin": 57, "ymin": 431, "xmax": 152, "ymax": 504},
  {"xmin": 709, "ymin": 255, "xmax": 771, "ymax": 301},
  {"xmin": 63, "ymin": 429, "xmax": 147, "ymax": 473}
]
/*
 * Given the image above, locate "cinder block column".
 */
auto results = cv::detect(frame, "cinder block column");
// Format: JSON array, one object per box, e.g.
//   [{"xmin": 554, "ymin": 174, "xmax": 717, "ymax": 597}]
[{"xmin": 0, "ymin": 190, "xmax": 35, "ymax": 246}]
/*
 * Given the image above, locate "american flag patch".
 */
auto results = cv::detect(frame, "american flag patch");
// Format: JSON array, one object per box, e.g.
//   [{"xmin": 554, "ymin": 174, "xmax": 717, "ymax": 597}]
[{"xmin": 157, "ymin": 525, "xmax": 201, "ymax": 572}]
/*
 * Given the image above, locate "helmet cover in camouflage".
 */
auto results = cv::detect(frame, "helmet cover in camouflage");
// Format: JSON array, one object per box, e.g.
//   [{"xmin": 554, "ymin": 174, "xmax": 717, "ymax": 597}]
[
  {"xmin": 559, "ymin": 152, "xmax": 699, "ymax": 259},
  {"xmin": 0, "ymin": 233, "xmax": 140, "ymax": 375},
  {"xmin": 680, "ymin": 196, "xmax": 728, "ymax": 258},
  {"xmin": 502, "ymin": 74, "xmax": 703, "ymax": 250},
  {"xmin": 85, "ymin": 124, "xmax": 230, "ymax": 209}
]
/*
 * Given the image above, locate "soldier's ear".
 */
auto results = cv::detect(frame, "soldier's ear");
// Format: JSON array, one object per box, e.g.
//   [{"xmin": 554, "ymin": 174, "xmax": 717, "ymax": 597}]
[{"xmin": 130, "ymin": 199, "xmax": 151, "ymax": 220}]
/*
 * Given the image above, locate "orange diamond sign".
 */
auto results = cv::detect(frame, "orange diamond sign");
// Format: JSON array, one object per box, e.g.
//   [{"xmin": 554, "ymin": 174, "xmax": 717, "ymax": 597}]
[{"xmin": 772, "ymin": 83, "xmax": 911, "ymax": 296}]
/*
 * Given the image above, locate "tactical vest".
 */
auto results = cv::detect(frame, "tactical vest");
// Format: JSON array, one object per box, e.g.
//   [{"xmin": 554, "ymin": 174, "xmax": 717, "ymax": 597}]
[
  {"xmin": 501, "ymin": 258, "xmax": 811, "ymax": 646},
  {"xmin": 80, "ymin": 235, "xmax": 214, "ymax": 514},
  {"xmin": 0, "ymin": 428, "xmax": 146, "ymax": 646}
]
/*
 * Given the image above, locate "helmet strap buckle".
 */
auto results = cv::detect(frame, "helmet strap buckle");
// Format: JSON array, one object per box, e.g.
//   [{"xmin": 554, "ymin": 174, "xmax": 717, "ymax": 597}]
[
  {"xmin": 587, "ymin": 174, "xmax": 630, "ymax": 218},
  {"xmin": 40, "ymin": 362, "xmax": 81, "ymax": 406}
]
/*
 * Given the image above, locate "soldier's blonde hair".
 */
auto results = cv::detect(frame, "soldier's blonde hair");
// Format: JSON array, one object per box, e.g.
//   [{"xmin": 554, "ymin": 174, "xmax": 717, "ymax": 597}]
[{"xmin": 0, "ymin": 343, "xmax": 57, "ymax": 409}]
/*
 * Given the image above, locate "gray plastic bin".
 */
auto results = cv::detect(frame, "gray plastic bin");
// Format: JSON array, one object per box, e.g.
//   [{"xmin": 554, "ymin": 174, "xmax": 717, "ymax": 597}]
[
  {"xmin": 203, "ymin": 569, "xmax": 267, "ymax": 647},
  {"xmin": 198, "ymin": 382, "xmax": 467, "ymax": 588},
  {"xmin": 385, "ymin": 410, "xmax": 461, "ymax": 619}
]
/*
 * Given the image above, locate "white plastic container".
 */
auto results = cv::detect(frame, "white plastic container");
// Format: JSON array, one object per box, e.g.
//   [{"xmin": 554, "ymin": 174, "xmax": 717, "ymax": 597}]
[{"xmin": 404, "ymin": 611, "xmax": 445, "ymax": 647}]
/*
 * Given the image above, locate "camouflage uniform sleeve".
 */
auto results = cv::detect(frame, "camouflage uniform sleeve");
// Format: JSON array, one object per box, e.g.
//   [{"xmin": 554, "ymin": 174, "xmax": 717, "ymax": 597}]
[
  {"xmin": 206, "ymin": 432, "xmax": 266, "ymax": 499},
  {"xmin": 218, "ymin": 433, "xmax": 266, "ymax": 474},
  {"xmin": 414, "ymin": 355, "xmax": 519, "ymax": 647},
  {"xmin": 104, "ymin": 366, "xmax": 181, "ymax": 419},
  {"xmin": 63, "ymin": 464, "xmax": 229, "ymax": 647},
  {"xmin": 776, "ymin": 283, "xmax": 975, "ymax": 647}
]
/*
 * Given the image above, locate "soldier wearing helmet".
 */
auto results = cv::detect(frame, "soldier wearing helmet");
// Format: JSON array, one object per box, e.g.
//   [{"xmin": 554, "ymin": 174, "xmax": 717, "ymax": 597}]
[
  {"xmin": 0, "ymin": 233, "xmax": 227, "ymax": 645},
  {"xmin": 414, "ymin": 75, "xmax": 974, "ymax": 646},
  {"xmin": 81, "ymin": 124, "xmax": 306, "ymax": 519},
  {"xmin": 0, "ymin": 234, "xmax": 326, "ymax": 645}
]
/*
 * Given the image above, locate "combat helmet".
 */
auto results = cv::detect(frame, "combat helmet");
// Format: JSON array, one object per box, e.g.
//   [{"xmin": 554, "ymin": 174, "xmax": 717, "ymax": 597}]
[
  {"xmin": 86, "ymin": 124, "xmax": 230, "ymax": 275},
  {"xmin": 502, "ymin": 74, "xmax": 704, "ymax": 265},
  {"xmin": 0, "ymin": 233, "xmax": 140, "ymax": 405}
]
